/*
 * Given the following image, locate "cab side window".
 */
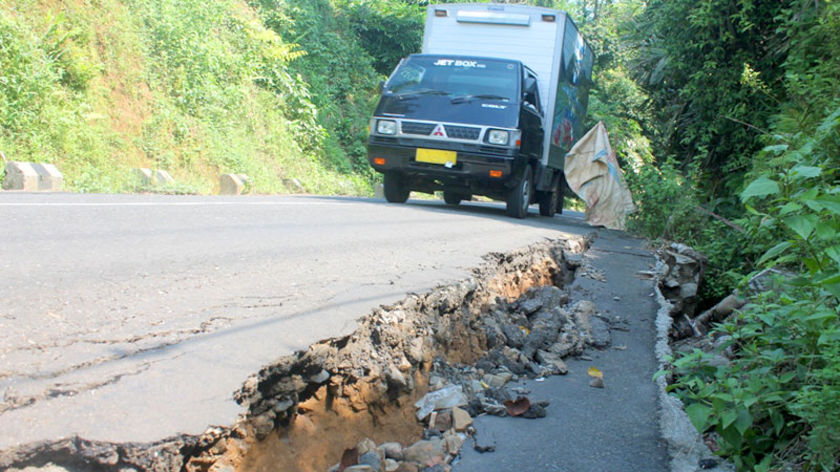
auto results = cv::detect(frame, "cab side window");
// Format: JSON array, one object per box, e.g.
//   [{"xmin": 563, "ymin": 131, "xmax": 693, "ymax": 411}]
[{"xmin": 523, "ymin": 70, "xmax": 542, "ymax": 115}]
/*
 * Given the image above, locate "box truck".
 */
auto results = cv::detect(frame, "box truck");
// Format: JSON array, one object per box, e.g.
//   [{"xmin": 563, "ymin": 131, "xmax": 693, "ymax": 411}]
[{"xmin": 367, "ymin": 3, "xmax": 593, "ymax": 218}]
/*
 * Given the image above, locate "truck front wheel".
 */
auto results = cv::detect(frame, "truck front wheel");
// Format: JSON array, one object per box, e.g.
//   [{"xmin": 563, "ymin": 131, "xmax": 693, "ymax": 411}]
[
  {"xmin": 383, "ymin": 172, "xmax": 410, "ymax": 203},
  {"xmin": 506, "ymin": 166, "xmax": 533, "ymax": 219}
]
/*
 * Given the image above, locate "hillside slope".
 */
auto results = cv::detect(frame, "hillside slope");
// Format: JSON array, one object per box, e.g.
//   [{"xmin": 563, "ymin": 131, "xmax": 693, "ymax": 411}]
[{"xmin": 0, "ymin": 0, "xmax": 372, "ymax": 194}]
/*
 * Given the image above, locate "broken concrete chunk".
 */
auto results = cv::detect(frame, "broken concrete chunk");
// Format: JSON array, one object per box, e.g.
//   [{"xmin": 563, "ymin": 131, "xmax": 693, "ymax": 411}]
[
  {"xmin": 385, "ymin": 365, "xmax": 408, "ymax": 392},
  {"xmin": 588, "ymin": 316, "xmax": 612, "ymax": 348},
  {"xmin": 535, "ymin": 350, "xmax": 568, "ymax": 375},
  {"xmin": 451, "ymin": 407, "xmax": 473, "ymax": 431},
  {"xmin": 394, "ymin": 463, "xmax": 419, "ymax": 472},
  {"xmin": 344, "ymin": 466, "xmax": 375, "ymax": 472},
  {"xmin": 500, "ymin": 323, "xmax": 525, "ymax": 348},
  {"xmin": 441, "ymin": 431, "xmax": 465, "ymax": 455},
  {"xmin": 310, "ymin": 369, "xmax": 330, "ymax": 384},
  {"xmin": 358, "ymin": 450, "xmax": 383, "ymax": 472},
  {"xmin": 379, "ymin": 442, "xmax": 404, "ymax": 461},
  {"xmin": 482, "ymin": 371, "xmax": 512, "ymax": 388},
  {"xmin": 357, "ymin": 438, "xmax": 378, "ymax": 456},
  {"xmin": 402, "ymin": 438, "xmax": 444, "ymax": 466},
  {"xmin": 414, "ymin": 385, "xmax": 467, "ymax": 421},
  {"xmin": 517, "ymin": 297, "xmax": 544, "ymax": 316},
  {"xmin": 430, "ymin": 409, "xmax": 452, "ymax": 432}
]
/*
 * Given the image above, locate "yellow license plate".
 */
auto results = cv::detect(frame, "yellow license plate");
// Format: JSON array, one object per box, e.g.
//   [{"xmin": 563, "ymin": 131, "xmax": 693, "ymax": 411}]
[{"xmin": 416, "ymin": 148, "xmax": 457, "ymax": 165}]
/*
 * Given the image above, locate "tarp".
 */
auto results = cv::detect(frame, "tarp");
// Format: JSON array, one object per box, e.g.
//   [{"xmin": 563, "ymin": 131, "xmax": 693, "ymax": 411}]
[{"xmin": 564, "ymin": 121, "xmax": 635, "ymax": 230}]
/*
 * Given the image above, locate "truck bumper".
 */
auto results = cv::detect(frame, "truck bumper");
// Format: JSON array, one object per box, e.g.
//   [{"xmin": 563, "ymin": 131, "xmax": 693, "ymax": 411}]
[{"xmin": 367, "ymin": 137, "xmax": 521, "ymax": 193}]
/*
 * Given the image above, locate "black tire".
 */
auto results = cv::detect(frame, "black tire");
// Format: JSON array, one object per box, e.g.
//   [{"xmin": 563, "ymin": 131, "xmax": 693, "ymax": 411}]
[
  {"xmin": 539, "ymin": 175, "xmax": 560, "ymax": 217},
  {"xmin": 383, "ymin": 172, "xmax": 409, "ymax": 203},
  {"xmin": 505, "ymin": 166, "xmax": 533, "ymax": 219},
  {"xmin": 443, "ymin": 191, "xmax": 471, "ymax": 205},
  {"xmin": 557, "ymin": 174, "xmax": 566, "ymax": 214}
]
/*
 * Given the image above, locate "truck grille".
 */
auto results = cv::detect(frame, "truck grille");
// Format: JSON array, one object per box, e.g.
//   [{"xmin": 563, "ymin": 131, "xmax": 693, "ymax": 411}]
[
  {"xmin": 401, "ymin": 121, "xmax": 436, "ymax": 136},
  {"xmin": 444, "ymin": 125, "xmax": 481, "ymax": 140}
]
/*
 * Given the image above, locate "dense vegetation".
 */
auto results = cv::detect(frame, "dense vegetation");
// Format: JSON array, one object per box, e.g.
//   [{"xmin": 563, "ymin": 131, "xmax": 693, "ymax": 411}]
[
  {"xmin": 613, "ymin": 1, "xmax": 839, "ymax": 470},
  {"xmin": 2, "ymin": 0, "xmax": 837, "ymax": 469}
]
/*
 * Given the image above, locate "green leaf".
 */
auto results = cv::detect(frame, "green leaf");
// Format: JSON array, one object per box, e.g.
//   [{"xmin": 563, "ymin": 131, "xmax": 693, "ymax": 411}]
[
  {"xmin": 734, "ymin": 408, "xmax": 753, "ymax": 435},
  {"xmin": 790, "ymin": 165, "xmax": 822, "ymax": 179},
  {"xmin": 826, "ymin": 246, "xmax": 840, "ymax": 265},
  {"xmin": 761, "ymin": 143, "xmax": 789, "ymax": 154},
  {"xmin": 685, "ymin": 403, "xmax": 712, "ymax": 432},
  {"xmin": 814, "ymin": 222, "xmax": 837, "ymax": 241},
  {"xmin": 770, "ymin": 410, "xmax": 785, "ymax": 435},
  {"xmin": 818, "ymin": 330, "xmax": 840, "ymax": 345},
  {"xmin": 814, "ymin": 197, "xmax": 840, "ymax": 215},
  {"xmin": 721, "ymin": 409, "xmax": 738, "ymax": 429},
  {"xmin": 757, "ymin": 241, "xmax": 792, "ymax": 266},
  {"xmin": 740, "ymin": 176, "xmax": 780, "ymax": 202},
  {"xmin": 804, "ymin": 310, "xmax": 837, "ymax": 322},
  {"xmin": 779, "ymin": 371, "xmax": 796, "ymax": 383},
  {"xmin": 778, "ymin": 202, "xmax": 802, "ymax": 215},
  {"xmin": 783, "ymin": 215, "xmax": 818, "ymax": 240},
  {"xmin": 817, "ymin": 272, "xmax": 840, "ymax": 286}
]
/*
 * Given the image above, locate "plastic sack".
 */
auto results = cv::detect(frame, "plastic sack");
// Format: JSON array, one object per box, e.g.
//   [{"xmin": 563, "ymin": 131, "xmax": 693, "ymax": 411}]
[{"xmin": 564, "ymin": 121, "xmax": 635, "ymax": 230}]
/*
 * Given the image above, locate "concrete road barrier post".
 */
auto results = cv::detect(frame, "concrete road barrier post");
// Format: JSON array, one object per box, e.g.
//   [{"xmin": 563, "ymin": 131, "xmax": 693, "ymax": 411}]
[
  {"xmin": 2, "ymin": 161, "xmax": 64, "ymax": 191},
  {"xmin": 374, "ymin": 182, "xmax": 385, "ymax": 199},
  {"xmin": 32, "ymin": 163, "xmax": 64, "ymax": 191},
  {"xmin": 154, "ymin": 170, "xmax": 175, "ymax": 186},
  {"xmin": 132, "ymin": 168, "xmax": 153, "ymax": 186},
  {"xmin": 219, "ymin": 173, "xmax": 250, "ymax": 195}
]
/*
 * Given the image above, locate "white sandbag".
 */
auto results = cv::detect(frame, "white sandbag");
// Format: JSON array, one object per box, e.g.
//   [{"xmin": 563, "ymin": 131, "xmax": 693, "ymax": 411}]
[{"xmin": 565, "ymin": 122, "xmax": 635, "ymax": 230}]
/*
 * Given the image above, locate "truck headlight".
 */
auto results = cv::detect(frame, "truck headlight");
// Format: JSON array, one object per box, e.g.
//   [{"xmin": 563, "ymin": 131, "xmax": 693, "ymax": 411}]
[
  {"xmin": 377, "ymin": 120, "xmax": 397, "ymax": 135},
  {"xmin": 487, "ymin": 129, "xmax": 510, "ymax": 145}
]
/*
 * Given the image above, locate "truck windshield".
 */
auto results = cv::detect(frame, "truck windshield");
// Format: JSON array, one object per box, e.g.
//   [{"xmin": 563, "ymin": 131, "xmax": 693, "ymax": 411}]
[{"xmin": 387, "ymin": 56, "xmax": 518, "ymax": 101}]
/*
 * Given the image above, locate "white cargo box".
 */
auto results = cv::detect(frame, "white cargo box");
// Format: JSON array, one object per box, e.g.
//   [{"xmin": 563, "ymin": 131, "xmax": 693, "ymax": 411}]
[{"xmin": 422, "ymin": 3, "xmax": 592, "ymax": 168}]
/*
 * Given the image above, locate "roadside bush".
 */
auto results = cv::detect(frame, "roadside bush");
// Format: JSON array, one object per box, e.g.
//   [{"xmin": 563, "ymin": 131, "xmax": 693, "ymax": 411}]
[{"xmin": 668, "ymin": 104, "xmax": 840, "ymax": 471}]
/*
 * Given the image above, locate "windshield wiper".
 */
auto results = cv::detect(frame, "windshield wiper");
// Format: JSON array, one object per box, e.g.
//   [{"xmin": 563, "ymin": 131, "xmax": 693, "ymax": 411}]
[
  {"xmin": 450, "ymin": 94, "xmax": 510, "ymax": 104},
  {"xmin": 389, "ymin": 88, "xmax": 451, "ymax": 97}
]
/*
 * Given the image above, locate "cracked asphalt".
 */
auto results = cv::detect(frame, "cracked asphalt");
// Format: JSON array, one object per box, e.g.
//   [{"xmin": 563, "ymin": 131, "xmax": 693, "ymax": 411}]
[{"xmin": 0, "ymin": 193, "xmax": 592, "ymax": 449}]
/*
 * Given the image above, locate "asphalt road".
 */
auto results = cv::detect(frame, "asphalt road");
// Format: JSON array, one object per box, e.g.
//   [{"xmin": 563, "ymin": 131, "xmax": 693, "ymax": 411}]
[{"xmin": 0, "ymin": 192, "xmax": 591, "ymax": 449}]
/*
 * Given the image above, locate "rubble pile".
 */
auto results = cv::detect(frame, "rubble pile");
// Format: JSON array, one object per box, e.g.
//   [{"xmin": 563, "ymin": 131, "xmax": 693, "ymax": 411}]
[
  {"xmin": 657, "ymin": 243, "xmax": 708, "ymax": 340},
  {"xmin": 323, "ymin": 283, "xmax": 615, "ymax": 472},
  {"xmin": 658, "ymin": 242, "xmax": 752, "ymax": 344}
]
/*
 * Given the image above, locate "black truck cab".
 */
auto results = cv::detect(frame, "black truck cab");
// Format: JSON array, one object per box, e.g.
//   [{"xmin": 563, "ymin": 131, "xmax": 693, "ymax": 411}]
[{"xmin": 368, "ymin": 54, "xmax": 545, "ymax": 217}]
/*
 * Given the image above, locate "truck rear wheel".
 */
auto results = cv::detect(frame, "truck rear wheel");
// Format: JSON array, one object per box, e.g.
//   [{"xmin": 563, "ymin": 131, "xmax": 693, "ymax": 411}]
[
  {"xmin": 383, "ymin": 172, "xmax": 410, "ymax": 203},
  {"xmin": 539, "ymin": 175, "xmax": 561, "ymax": 216},
  {"xmin": 443, "ymin": 191, "xmax": 470, "ymax": 205},
  {"xmin": 505, "ymin": 166, "xmax": 532, "ymax": 219}
]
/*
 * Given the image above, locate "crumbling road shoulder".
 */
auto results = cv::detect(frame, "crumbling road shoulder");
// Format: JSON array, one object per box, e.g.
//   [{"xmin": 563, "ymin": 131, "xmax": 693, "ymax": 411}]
[{"xmin": 454, "ymin": 230, "xmax": 670, "ymax": 472}]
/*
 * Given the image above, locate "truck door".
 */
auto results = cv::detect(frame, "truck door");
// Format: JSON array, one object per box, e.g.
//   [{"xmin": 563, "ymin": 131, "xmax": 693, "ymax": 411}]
[{"xmin": 519, "ymin": 68, "xmax": 544, "ymax": 161}]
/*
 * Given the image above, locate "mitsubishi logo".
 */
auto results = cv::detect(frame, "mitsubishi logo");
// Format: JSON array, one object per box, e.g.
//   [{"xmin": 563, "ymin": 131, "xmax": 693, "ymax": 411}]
[{"xmin": 432, "ymin": 124, "xmax": 447, "ymax": 137}]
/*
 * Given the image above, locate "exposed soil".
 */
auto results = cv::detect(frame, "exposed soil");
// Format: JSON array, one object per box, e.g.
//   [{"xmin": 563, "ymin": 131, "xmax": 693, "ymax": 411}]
[{"xmin": 0, "ymin": 235, "xmax": 591, "ymax": 472}]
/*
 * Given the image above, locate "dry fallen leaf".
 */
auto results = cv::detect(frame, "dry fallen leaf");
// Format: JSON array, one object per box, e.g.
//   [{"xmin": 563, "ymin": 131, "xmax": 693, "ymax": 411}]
[
  {"xmin": 587, "ymin": 367, "xmax": 604, "ymax": 379},
  {"xmin": 503, "ymin": 397, "xmax": 531, "ymax": 417}
]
